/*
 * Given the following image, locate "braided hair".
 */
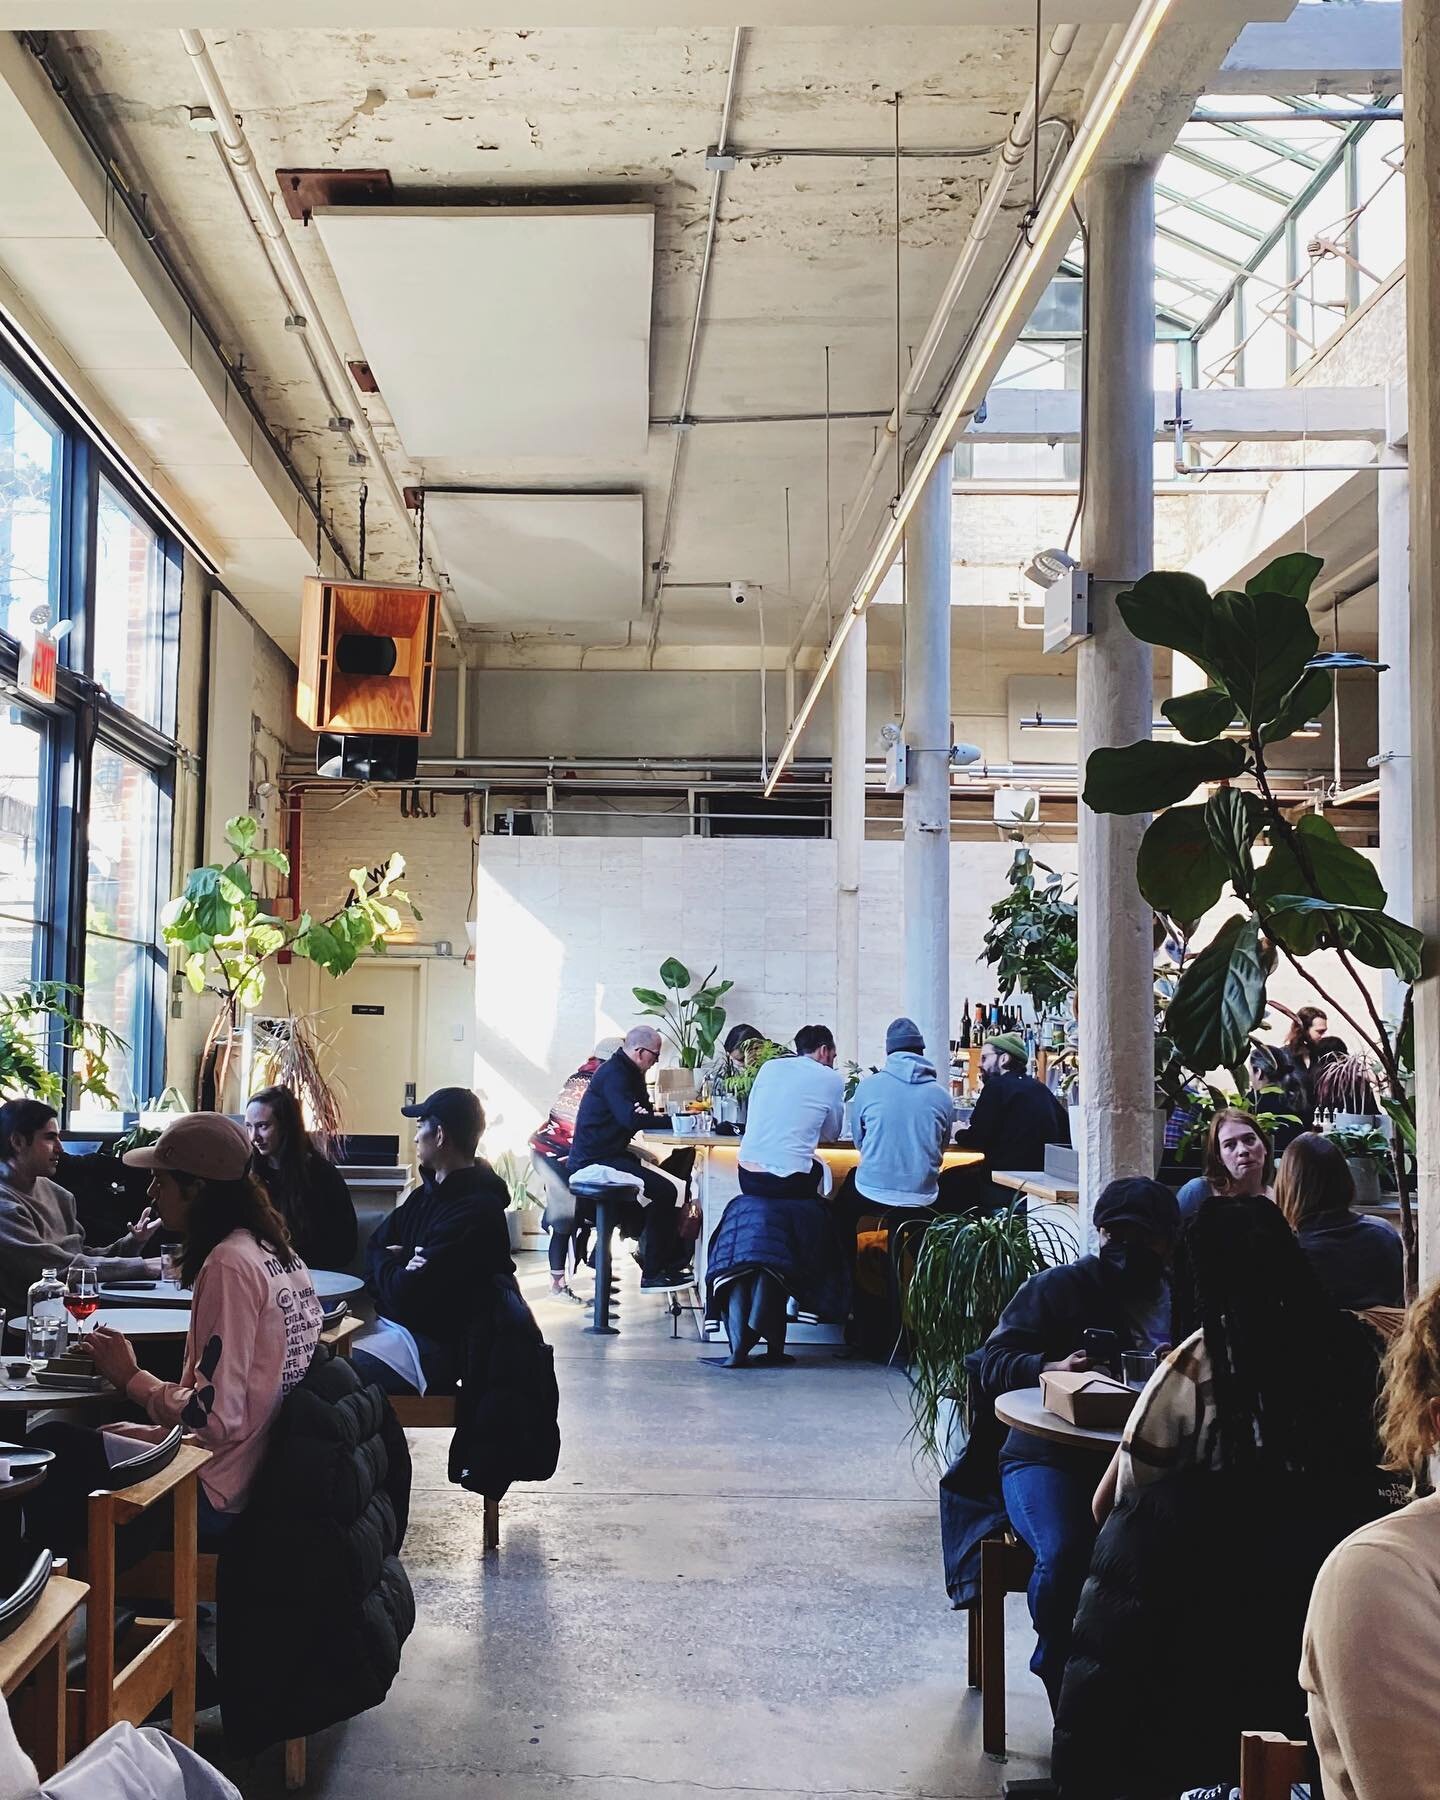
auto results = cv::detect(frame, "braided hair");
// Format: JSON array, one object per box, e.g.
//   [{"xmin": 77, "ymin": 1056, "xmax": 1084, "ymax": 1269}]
[{"xmin": 1173, "ymin": 1196, "xmax": 1382, "ymax": 1477}]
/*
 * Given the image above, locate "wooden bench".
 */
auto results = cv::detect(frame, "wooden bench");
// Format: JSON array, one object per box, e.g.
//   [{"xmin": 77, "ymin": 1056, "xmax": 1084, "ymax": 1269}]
[
  {"xmin": 388, "ymin": 1394, "xmax": 501, "ymax": 1552},
  {"xmin": 0, "ymin": 1566, "xmax": 88, "ymax": 1779},
  {"xmin": 73, "ymin": 1441, "xmax": 209, "ymax": 1752}
]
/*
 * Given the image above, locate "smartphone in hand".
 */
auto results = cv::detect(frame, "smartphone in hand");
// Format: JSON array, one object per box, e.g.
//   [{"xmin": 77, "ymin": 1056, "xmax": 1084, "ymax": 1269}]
[{"xmin": 1081, "ymin": 1328, "xmax": 1122, "ymax": 1376}]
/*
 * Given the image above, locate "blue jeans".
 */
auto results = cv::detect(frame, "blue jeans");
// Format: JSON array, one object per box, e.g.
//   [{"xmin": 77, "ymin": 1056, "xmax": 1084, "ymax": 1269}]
[{"xmin": 1001, "ymin": 1456, "xmax": 1099, "ymax": 1710}]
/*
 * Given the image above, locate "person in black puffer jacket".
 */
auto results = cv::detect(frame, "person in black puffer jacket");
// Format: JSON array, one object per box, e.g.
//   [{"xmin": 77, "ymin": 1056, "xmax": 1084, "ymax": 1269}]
[{"xmin": 216, "ymin": 1351, "xmax": 415, "ymax": 1757}]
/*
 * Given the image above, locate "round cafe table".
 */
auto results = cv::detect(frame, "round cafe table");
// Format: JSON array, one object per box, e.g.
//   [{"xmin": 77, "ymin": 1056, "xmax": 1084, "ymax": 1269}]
[
  {"xmin": 994, "ymin": 1385, "xmax": 1133, "ymax": 1452},
  {"xmin": 0, "ymin": 1444, "xmax": 53, "ymax": 1502},
  {"xmin": 8, "ymin": 1308, "xmax": 193, "ymax": 1342},
  {"xmin": 98, "ymin": 1268, "xmax": 364, "ymax": 1308}
]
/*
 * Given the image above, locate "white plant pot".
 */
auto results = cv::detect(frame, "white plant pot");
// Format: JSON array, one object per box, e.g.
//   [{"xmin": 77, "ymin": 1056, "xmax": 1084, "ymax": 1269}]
[
  {"xmin": 1334, "ymin": 1111, "xmax": 1382, "ymax": 1134},
  {"xmin": 1346, "ymin": 1157, "xmax": 1383, "ymax": 1212}
]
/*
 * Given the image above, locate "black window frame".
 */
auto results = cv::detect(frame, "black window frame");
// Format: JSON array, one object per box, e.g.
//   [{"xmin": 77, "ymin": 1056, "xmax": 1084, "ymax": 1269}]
[{"xmin": 0, "ymin": 339, "xmax": 183, "ymax": 1118}]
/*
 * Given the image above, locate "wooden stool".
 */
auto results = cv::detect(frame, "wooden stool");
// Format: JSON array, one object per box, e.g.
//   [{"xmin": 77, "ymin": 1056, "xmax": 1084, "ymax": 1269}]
[
  {"xmin": 0, "ymin": 1563, "xmax": 87, "ymax": 1779},
  {"xmin": 387, "ymin": 1393, "xmax": 501, "ymax": 1552},
  {"xmin": 72, "ymin": 1441, "xmax": 210, "ymax": 1751},
  {"xmin": 966, "ymin": 1528, "xmax": 1035, "ymax": 1761},
  {"xmin": 319, "ymin": 1314, "xmax": 365, "ymax": 1359},
  {"xmin": 1239, "ymin": 1730, "xmax": 1309, "ymax": 1799}
]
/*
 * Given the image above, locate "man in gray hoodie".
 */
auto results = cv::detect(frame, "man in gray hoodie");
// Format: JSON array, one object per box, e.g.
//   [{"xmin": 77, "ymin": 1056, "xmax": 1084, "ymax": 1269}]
[{"xmin": 849, "ymin": 1017, "xmax": 956, "ymax": 1212}]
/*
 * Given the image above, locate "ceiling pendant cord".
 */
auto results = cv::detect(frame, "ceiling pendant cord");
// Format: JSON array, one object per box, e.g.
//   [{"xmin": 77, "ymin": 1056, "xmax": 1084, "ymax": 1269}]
[
  {"xmin": 1023, "ymin": 0, "xmax": 1044, "ymax": 244},
  {"xmin": 358, "ymin": 482, "xmax": 368, "ymax": 582},
  {"xmin": 894, "ymin": 90, "xmax": 903, "ymax": 508},
  {"xmin": 314, "ymin": 473, "xmax": 323, "ymax": 573},
  {"xmin": 824, "ymin": 345, "xmax": 834, "ymax": 635},
  {"xmin": 416, "ymin": 489, "xmax": 427, "ymax": 588}
]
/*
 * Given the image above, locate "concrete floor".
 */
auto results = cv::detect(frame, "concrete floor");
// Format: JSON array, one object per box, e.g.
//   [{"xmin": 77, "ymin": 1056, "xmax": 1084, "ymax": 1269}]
[{"xmin": 200, "ymin": 1250, "xmax": 1053, "ymax": 1797}]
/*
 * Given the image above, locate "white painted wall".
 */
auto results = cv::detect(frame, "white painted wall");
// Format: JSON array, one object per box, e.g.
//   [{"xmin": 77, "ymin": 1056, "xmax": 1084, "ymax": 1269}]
[{"xmin": 469, "ymin": 834, "xmax": 1077, "ymax": 1154}]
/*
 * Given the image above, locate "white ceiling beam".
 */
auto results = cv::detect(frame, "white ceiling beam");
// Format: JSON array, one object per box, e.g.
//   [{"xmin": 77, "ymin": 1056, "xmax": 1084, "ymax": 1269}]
[
  {"xmin": 1214, "ymin": 4, "xmax": 1401, "ymax": 94},
  {"xmin": 970, "ymin": 385, "xmax": 1387, "ymax": 444},
  {"xmin": 0, "ymin": 0, "xmax": 1292, "ymax": 23}
]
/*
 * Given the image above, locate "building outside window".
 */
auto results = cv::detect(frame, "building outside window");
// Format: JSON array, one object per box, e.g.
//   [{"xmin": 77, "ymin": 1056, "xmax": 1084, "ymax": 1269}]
[{"xmin": 0, "ymin": 346, "xmax": 182, "ymax": 1123}]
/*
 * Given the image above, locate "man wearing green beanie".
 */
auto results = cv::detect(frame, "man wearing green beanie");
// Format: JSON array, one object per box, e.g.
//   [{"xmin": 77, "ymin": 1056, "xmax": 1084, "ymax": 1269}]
[{"xmin": 950, "ymin": 1032, "xmax": 1069, "ymax": 1207}]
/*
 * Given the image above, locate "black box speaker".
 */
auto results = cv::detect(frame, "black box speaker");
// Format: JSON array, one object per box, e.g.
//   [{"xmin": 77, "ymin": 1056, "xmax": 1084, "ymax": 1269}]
[{"xmin": 316, "ymin": 733, "xmax": 419, "ymax": 782}]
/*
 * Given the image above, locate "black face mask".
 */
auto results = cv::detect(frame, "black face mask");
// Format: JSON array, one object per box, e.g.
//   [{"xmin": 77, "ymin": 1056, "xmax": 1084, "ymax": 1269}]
[{"xmin": 1099, "ymin": 1238, "xmax": 1166, "ymax": 1293}]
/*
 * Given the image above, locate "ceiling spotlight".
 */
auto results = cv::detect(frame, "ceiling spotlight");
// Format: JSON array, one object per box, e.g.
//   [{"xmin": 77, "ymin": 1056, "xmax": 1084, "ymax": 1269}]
[
  {"xmin": 283, "ymin": 312, "xmax": 308, "ymax": 332},
  {"xmin": 186, "ymin": 106, "xmax": 220, "ymax": 133},
  {"xmin": 1025, "ymin": 547, "xmax": 1080, "ymax": 590},
  {"xmin": 1306, "ymin": 651, "xmax": 1389, "ymax": 672}
]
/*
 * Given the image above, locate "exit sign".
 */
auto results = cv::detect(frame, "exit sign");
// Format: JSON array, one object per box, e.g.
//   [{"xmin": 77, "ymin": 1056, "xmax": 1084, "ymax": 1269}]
[{"xmin": 17, "ymin": 633, "xmax": 58, "ymax": 706}]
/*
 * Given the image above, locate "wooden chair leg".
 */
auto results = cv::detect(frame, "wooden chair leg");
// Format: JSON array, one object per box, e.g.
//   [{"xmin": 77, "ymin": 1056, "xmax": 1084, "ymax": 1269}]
[
  {"xmin": 31, "ymin": 1637, "xmax": 66, "ymax": 1781},
  {"xmin": 285, "ymin": 1736, "xmax": 307, "ymax": 1790},
  {"xmin": 980, "ymin": 1535, "xmax": 1008, "ymax": 1760},
  {"xmin": 967, "ymin": 1600, "xmax": 981, "ymax": 1689},
  {"xmin": 483, "ymin": 1497, "xmax": 501, "ymax": 1552},
  {"xmin": 169, "ymin": 1475, "xmax": 198, "ymax": 1747}
]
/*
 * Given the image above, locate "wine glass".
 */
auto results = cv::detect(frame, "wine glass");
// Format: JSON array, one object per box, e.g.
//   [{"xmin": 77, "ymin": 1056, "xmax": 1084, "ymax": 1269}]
[{"xmin": 63, "ymin": 1266, "xmax": 100, "ymax": 1337}]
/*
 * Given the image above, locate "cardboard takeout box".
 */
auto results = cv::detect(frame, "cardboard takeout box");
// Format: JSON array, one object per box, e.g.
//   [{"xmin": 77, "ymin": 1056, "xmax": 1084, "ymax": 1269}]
[{"xmin": 1040, "ymin": 1369, "xmax": 1136, "ymax": 1429}]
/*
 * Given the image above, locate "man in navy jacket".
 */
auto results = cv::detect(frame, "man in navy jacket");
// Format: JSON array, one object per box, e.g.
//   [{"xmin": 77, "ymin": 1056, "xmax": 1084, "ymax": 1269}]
[
  {"xmin": 354, "ymin": 1086, "xmax": 513, "ymax": 1395},
  {"xmin": 569, "ymin": 1027, "xmax": 690, "ymax": 1288}
]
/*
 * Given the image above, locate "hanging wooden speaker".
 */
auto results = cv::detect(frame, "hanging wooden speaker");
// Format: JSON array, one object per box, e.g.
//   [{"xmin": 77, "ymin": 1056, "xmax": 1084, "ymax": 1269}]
[{"xmin": 296, "ymin": 578, "xmax": 439, "ymax": 736}]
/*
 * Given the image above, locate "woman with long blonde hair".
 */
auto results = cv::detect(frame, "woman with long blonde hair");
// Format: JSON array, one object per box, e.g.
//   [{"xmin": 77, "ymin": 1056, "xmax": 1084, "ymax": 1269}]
[{"xmin": 1302, "ymin": 1282, "xmax": 1440, "ymax": 1796}]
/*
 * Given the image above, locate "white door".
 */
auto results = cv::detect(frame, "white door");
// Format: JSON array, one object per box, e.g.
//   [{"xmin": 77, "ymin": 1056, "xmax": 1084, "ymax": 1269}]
[{"xmin": 325, "ymin": 961, "xmax": 422, "ymax": 1139}]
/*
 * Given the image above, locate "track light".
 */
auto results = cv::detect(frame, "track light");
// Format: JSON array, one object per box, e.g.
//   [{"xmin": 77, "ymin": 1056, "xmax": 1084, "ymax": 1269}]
[{"xmin": 1024, "ymin": 548, "xmax": 1080, "ymax": 590}]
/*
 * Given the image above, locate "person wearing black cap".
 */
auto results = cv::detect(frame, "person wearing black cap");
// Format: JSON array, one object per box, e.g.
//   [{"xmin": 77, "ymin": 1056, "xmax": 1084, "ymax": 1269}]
[
  {"xmin": 949, "ymin": 1032, "xmax": 1070, "ymax": 1209},
  {"xmin": 352, "ymin": 1086, "xmax": 513, "ymax": 1396},
  {"xmin": 975, "ymin": 1177, "xmax": 1180, "ymax": 1712}
]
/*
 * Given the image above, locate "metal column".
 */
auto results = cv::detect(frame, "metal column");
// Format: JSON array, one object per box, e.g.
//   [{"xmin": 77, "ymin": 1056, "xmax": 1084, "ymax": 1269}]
[
  {"xmin": 902, "ymin": 450, "xmax": 953, "ymax": 1069},
  {"xmin": 833, "ymin": 613, "xmax": 868, "ymax": 1063},
  {"xmin": 1076, "ymin": 162, "xmax": 1158, "ymax": 1236}
]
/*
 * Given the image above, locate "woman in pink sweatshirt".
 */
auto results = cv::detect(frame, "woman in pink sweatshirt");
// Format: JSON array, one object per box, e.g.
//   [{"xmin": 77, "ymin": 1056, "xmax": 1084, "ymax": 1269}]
[{"xmin": 40, "ymin": 1112, "xmax": 324, "ymax": 1552}]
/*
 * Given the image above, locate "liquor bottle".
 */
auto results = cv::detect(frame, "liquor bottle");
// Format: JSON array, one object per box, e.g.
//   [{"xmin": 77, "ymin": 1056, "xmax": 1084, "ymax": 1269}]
[
  {"xmin": 959, "ymin": 1004, "xmax": 971, "ymax": 1049},
  {"xmin": 26, "ymin": 1267, "xmax": 67, "ymax": 1362}
]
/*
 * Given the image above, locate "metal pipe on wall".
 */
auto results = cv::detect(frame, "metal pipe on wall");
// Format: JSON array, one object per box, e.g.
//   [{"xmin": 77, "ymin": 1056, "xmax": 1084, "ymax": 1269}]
[{"xmin": 176, "ymin": 28, "xmax": 461, "ymax": 642}]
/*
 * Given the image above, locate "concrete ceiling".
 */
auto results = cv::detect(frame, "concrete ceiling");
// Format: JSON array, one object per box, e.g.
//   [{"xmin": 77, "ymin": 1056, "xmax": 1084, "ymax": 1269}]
[{"xmin": 0, "ymin": 10, "xmax": 1285, "ymax": 666}]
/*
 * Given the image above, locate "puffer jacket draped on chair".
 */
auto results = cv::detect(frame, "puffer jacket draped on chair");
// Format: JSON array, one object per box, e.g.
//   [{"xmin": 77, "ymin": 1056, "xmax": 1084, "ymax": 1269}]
[
  {"xmin": 217, "ymin": 1352, "xmax": 415, "ymax": 1756},
  {"xmin": 704, "ymin": 1192, "xmax": 849, "ymax": 1323}
]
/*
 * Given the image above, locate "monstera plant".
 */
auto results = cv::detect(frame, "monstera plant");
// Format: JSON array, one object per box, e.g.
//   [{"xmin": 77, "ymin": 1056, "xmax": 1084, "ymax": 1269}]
[{"xmin": 1082, "ymin": 552, "xmax": 1423, "ymax": 1292}]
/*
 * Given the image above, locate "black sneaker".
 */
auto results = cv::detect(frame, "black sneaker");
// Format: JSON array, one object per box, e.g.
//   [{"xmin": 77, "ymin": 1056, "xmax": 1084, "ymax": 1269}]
[{"xmin": 641, "ymin": 1268, "xmax": 694, "ymax": 1291}]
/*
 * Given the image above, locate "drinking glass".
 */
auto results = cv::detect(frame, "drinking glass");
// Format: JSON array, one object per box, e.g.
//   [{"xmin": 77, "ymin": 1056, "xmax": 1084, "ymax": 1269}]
[
  {"xmin": 25, "ymin": 1315, "xmax": 62, "ymax": 1364},
  {"xmin": 1122, "ymin": 1349, "xmax": 1158, "ymax": 1391},
  {"xmin": 64, "ymin": 1266, "xmax": 100, "ymax": 1335},
  {"xmin": 160, "ymin": 1247, "xmax": 178, "ymax": 1287}
]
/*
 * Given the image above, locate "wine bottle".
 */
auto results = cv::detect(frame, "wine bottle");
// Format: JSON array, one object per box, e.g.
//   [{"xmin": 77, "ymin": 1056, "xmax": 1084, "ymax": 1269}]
[{"xmin": 960, "ymin": 1003, "xmax": 971, "ymax": 1049}]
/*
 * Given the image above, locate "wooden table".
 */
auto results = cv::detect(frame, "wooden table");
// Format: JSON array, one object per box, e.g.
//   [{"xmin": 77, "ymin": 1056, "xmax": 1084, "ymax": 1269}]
[
  {"xmin": 0, "ymin": 1572, "xmax": 87, "ymax": 1778},
  {"xmin": 991, "ymin": 1168, "xmax": 1080, "ymax": 1205},
  {"xmin": 98, "ymin": 1268, "xmax": 364, "ymax": 1307},
  {"xmin": 9, "ymin": 1308, "xmax": 192, "ymax": 1341},
  {"xmin": 994, "ymin": 1385, "xmax": 1131, "ymax": 1451}
]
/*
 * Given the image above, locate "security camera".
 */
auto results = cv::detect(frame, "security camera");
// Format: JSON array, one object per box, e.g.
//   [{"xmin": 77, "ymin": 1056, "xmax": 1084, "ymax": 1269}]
[{"xmin": 730, "ymin": 582, "xmax": 748, "ymax": 606}]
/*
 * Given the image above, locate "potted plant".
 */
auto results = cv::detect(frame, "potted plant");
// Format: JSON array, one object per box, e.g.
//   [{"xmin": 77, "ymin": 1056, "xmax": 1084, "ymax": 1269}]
[
  {"xmin": 0, "ymin": 980, "xmax": 126, "ymax": 1109},
  {"xmin": 1326, "ymin": 1125, "xmax": 1392, "ymax": 1211},
  {"xmin": 1082, "ymin": 551, "xmax": 1424, "ymax": 1293},
  {"xmin": 721, "ymin": 1038, "xmax": 787, "ymax": 1128},
  {"xmin": 1313, "ymin": 1052, "xmax": 1383, "ymax": 1132},
  {"xmin": 980, "ymin": 845, "xmax": 1077, "ymax": 1025},
  {"xmin": 632, "ymin": 958, "xmax": 733, "ymax": 1106},
  {"xmin": 163, "ymin": 814, "xmax": 420, "ymax": 1112},
  {"xmin": 903, "ymin": 1205, "xmax": 1076, "ymax": 1466},
  {"xmin": 491, "ymin": 1150, "xmax": 540, "ymax": 1251}
]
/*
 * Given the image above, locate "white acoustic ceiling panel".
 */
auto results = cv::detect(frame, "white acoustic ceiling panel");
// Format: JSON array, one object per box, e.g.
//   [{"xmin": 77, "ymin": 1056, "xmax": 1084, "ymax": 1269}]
[
  {"xmin": 314, "ymin": 205, "xmax": 655, "ymax": 458},
  {"xmin": 426, "ymin": 491, "xmax": 644, "ymax": 627}
]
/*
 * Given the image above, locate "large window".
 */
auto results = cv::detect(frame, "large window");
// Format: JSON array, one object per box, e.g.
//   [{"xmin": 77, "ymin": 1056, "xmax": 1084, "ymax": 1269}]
[{"xmin": 0, "ymin": 342, "xmax": 182, "ymax": 1123}]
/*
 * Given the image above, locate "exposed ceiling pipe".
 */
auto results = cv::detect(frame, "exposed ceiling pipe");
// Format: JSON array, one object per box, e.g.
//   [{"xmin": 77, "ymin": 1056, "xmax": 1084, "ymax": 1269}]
[
  {"xmin": 645, "ymin": 25, "xmax": 746, "ymax": 669},
  {"xmin": 784, "ymin": 35, "xmax": 1080, "ymax": 668},
  {"xmin": 177, "ymin": 27, "xmax": 461, "ymax": 643}
]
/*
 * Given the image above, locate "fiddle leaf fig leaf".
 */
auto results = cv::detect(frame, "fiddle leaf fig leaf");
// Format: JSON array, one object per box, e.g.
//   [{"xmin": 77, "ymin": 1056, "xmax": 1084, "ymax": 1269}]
[{"xmin": 1136, "ymin": 805, "xmax": 1226, "ymax": 919}]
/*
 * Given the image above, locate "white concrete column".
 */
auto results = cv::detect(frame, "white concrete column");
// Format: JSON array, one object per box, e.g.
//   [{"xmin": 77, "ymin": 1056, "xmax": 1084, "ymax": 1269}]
[
  {"xmin": 1377, "ymin": 449, "xmax": 1413, "ymax": 1029},
  {"xmin": 902, "ymin": 449, "xmax": 953, "ymax": 1068},
  {"xmin": 1076, "ymin": 161, "xmax": 1157, "ymax": 1237},
  {"xmin": 1404, "ymin": 0, "xmax": 1440, "ymax": 1286},
  {"xmin": 833, "ymin": 611, "xmax": 868, "ymax": 1063}
]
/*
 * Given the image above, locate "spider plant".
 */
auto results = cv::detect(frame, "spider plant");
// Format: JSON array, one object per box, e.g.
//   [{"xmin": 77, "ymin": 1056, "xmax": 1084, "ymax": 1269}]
[{"xmin": 903, "ymin": 1204, "xmax": 1076, "ymax": 1466}]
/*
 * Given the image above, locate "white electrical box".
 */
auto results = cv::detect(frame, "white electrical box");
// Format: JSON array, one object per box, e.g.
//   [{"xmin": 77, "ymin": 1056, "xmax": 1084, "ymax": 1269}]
[
  {"xmin": 1043, "ymin": 569, "xmax": 1093, "ymax": 655},
  {"xmin": 884, "ymin": 741, "xmax": 908, "ymax": 794}
]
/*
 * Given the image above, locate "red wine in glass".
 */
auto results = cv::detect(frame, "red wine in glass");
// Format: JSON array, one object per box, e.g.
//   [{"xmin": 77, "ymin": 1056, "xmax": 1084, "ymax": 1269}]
[{"xmin": 64, "ymin": 1295, "xmax": 99, "ymax": 1324}]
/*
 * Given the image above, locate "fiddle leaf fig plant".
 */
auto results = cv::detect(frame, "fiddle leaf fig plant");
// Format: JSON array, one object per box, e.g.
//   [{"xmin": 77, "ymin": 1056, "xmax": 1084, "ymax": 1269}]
[
  {"xmin": 981, "ymin": 846, "xmax": 1078, "ymax": 1021},
  {"xmin": 1081, "ymin": 552, "xmax": 1423, "ymax": 1293},
  {"xmin": 632, "ymin": 957, "xmax": 733, "ymax": 1069},
  {"xmin": 163, "ymin": 814, "xmax": 421, "ymax": 1108}
]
